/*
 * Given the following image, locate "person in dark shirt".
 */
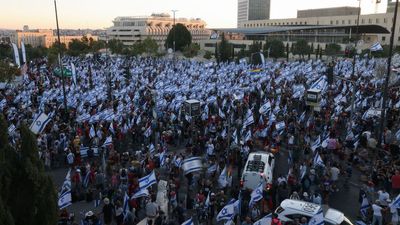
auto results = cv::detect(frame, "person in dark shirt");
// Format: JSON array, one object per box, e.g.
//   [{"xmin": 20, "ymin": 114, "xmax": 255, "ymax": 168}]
[{"xmin": 101, "ymin": 198, "xmax": 114, "ymax": 225}]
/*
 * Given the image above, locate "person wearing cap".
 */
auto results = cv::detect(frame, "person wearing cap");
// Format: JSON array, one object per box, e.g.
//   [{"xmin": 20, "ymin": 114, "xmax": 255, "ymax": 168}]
[{"xmin": 82, "ymin": 211, "xmax": 100, "ymax": 225}]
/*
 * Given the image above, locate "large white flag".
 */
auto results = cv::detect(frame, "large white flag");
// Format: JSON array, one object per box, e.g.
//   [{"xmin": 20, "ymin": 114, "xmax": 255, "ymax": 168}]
[
  {"xmin": 21, "ymin": 41, "xmax": 27, "ymax": 64},
  {"xmin": 30, "ymin": 112, "xmax": 51, "ymax": 134},
  {"xmin": 182, "ymin": 157, "xmax": 203, "ymax": 174},
  {"xmin": 370, "ymin": 42, "xmax": 383, "ymax": 52},
  {"xmin": 249, "ymin": 183, "xmax": 264, "ymax": 207},
  {"xmin": 216, "ymin": 199, "xmax": 240, "ymax": 221},
  {"xmin": 71, "ymin": 62, "xmax": 77, "ymax": 86},
  {"xmin": 11, "ymin": 43, "xmax": 21, "ymax": 67},
  {"xmin": 58, "ymin": 170, "xmax": 72, "ymax": 209},
  {"xmin": 259, "ymin": 101, "xmax": 271, "ymax": 115},
  {"xmin": 218, "ymin": 166, "xmax": 228, "ymax": 188}
]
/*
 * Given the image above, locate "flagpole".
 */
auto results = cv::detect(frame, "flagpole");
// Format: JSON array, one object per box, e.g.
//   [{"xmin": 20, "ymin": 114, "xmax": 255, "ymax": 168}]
[
  {"xmin": 378, "ymin": 0, "xmax": 399, "ymax": 145},
  {"xmin": 54, "ymin": 0, "xmax": 68, "ymax": 121}
]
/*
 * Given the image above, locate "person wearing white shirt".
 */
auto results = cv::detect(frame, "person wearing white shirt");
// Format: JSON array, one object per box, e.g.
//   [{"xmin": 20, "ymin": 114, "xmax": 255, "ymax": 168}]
[
  {"xmin": 372, "ymin": 200, "xmax": 384, "ymax": 225},
  {"xmin": 378, "ymin": 189, "xmax": 390, "ymax": 204},
  {"xmin": 391, "ymin": 204, "xmax": 399, "ymax": 225}
]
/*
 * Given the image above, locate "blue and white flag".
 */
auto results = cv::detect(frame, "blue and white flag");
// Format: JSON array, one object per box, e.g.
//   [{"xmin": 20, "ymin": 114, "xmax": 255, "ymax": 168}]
[
  {"xmin": 207, "ymin": 164, "xmax": 217, "ymax": 175},
  {"xmin": 219, "ymin": 108, "xmax": 226, "ymax": 119},
  {"xmin": 160, "ymin": 150, "xmax": 166, "ymax": 167},
  {"xmin": 80, "ymin": 147, "xmax": 99, "ymax": 158},
  {"xmin": 30, "ymin": 112, "xmax": 51, "ymax": 134},
  {"xmin": 218, "ymin": 166, "xmax": 228, "ymax": 188},
  {"xmin": 360, "ymin": 195, "xmax": 370, "ymax": 218},
  {"xmin": 144, "ymin": 126, "xmax": 152, "ymax": 138},
  {"xmin": 310, "ymin": 76, "xmax": 328, "ymax": 91},
  {"xmin": 232, "ymin": 129, "xmax": 238, "ymax": 144},
  {"xmin": 309, "ymin": 208, "xmax": 324, "ymax": 225},
  {"xmin": 216, "ymin": 199, "xmax": 240, "ymax": 221},
  {"xmin": 58, "ymin": 170, "xmax": 72, "ymax": 209},
  {"xmin": 311, "ymin": 136, "xmax": 321, "ymax": 152},
  {"xmin": 313, "ymin": 152, "xmax": 324, "ymax": 167},
  {"xmin": 132, "ymin": 188, "xmax": 149, "ymax": 199},
  {"xmin": 390, "ymin": 194, "xmax": 400, "ymax": 209},
  {"xmin": 249, "ymin": 183, "xmax": 264, "ymax": 207},
  {"xmin": 275, "ymin": 121, "xmax": 285, "ymax": 131},
  {"xmin": 243, "ymin": 110, "xmax": 254, "ymax": 127},
  {"xmin": 205, "ymin": 191, "xmax": 211, "ymax": 208},
  {"xmin": 139, "ymin": 170, "xmax": 157, "ymax": 190},
  {"xmin": 94, "ymin": 199, "xmax": 101, "ymax": 208},
  {"xmin": 221, "ymin": 128, "xmax": 227, "ymax": 138},
  {"xmin": 244, "ymin": 130, "xmax": 252, "ymax": 142},
  {"xmin": 253, "ymin": 214, "xmax": 272, "ymax": 225},
  {"xmin": 103, "ymin": 136, "xmax": 112, "ymax": 147},
  {"xmin": 181, "ymin": 218, "xmax": 194, "ymax": 225},
  {"xmin": 109, "ymin": 122, "xmax": 115, "ymax": 134},
  {"xmin": 370, "ymin": 42, "xmax": 383, "ymax": 52},
  {"xmin": 259, "ymin": 101, "xmax": 271, "ymax": 115},
  {"xmin": 89, "ymin": 125, "xmax": 96, "ymax": 138},
  {"xmin": 149, "ymin": 143, "xmax": 156, "ymax": 154},
  {"xmin": 259, "ymin": 127, "xmax": 268, "ymax": 138},
  {"xmin": 182, "ymin": 157, "xmax": 203, "ymax": 174},
  {"xmin": 8, "ymin": 124, "xmax": 16, "ymax": 135},
  {"xmin": 71, "ymin": 62, "xmax": 77, "ymax": 86},
  {"xmin": 123, "ymin": 192, "xmax": 130, "ymax": 216},
  {"xmin": 83, "ymin": 171, "xmax": 90, "ymax": 188}
]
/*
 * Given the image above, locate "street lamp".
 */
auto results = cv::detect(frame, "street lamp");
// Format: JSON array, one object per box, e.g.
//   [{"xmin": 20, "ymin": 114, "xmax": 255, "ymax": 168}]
[
  {"xmin": 171, "ymin": 10, "xmax": 178, "ymax": 54},
  {"xmin": 378, "ymin": 0, "xmax": 399, "ymax": 145},
  {"xmin": 53, "ymin": 0, "xmax": 68, "ymax": 121}
]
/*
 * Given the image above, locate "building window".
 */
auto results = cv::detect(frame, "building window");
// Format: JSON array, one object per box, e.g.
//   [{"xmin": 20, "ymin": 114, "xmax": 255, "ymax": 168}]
[
  {"xmin": 305, "ymin": 22, "xmax": 307, "ymax": 25},
  {"xmin": 368, "ymin": 19, "xmax": 372, "ymax": 24},
  {"xmin": 382, "ymin": 36, "xmax": 386, "ymax": 41},
  {"xmin": 361, "ymin": 19, "xmax": 365, "ymax": 24},
  {"xmin": 384, "ymin": 18, "xmax": 387, "ymax": 23},
  {"xmin": 376, "ymin": 18, "xmax": 379, "ymax": 23},
  {"xmin": 330, "ymin": 20, "xmax": 333, "ymax": 25},
  {"xmin": 264, "ymin": 23, "xmax": 266, "ymax": 26},
  {"xmin": 342, "ymin": 20, "xmax": 345, "ymax": 24},
  {"xmin": 398, "ymin": 36, "xmax": 400, "ymax": 41},
  {"xmin": 348, "ymin": 20, "xmax": 351, "ymax": 24}
]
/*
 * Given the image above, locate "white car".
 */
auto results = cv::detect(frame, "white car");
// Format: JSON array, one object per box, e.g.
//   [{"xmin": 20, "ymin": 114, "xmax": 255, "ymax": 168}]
[
  {"xmin": 240, "ymin": 152, "xmax": 275, "ymax": 190},
  {"xmin": 275, "ymin": 199, "xmax": 354, "ymax": 225}
]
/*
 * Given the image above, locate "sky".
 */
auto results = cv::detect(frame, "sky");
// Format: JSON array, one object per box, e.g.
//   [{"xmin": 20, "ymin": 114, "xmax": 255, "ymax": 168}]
[{"xmin": 0, "ymin": 0, "xmax": 388, "ymax": 30}]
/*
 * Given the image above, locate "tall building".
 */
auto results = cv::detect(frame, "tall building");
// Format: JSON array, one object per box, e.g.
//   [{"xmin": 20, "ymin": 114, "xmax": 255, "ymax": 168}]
[
  {"xmin": 105, "ymin": 13, "xmax": 211, "ymax": 48},
  {"xmin": 237, "ymin": 0, "xmax": 271, "ymax": 26}
]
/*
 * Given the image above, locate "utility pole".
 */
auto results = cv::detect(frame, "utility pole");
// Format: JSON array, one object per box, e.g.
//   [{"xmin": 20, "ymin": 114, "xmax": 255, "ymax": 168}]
[
  {"xmin": 378, "ymin": 0, "xmax": 399, "ymax": 145},
  {"xmin": 54, "ymin": 0, "xmax": 68, "ymax": 121}
]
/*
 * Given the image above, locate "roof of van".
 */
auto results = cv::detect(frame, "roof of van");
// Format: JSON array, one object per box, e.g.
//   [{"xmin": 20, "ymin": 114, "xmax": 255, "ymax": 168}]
[
  {"xmin": 280, "ymin": 200, "xmax": 345, "ymax": 224},
  {"xmin": 248, "ymin": 152, "xmax": 273, "ymax": 160}
]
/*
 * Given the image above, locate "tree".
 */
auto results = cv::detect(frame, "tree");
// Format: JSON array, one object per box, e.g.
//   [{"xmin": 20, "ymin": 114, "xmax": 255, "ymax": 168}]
[
  {"xmin": 141, "ymin": 38, "xmax": 159, "ymax": 55},
  {"xmin": 203, "ymin": 51, "xmax": 212, "ymax": 60},
  {"xmin": 325, "ymin": 43, "xmax": 342, "ymax": 56},
  {"xmin": 0, "ymin": 120, "xmax": 58, "ymax": 225},
  {"xmin": 108, "ymin": 39, "xmax": 125, "ymax": 55},
  {"xmin": 0, "ymin": 43, "xmax": 12, "ymax": 61},
  {"xmin": 47, "ymin": 42, "xmax": 66, "ymax": 66},
  {"xmin": 293, "ymin": 39, "xmax": 312, "ymax": 58},
  {"xmin": 218, "ymin": 33, "xmax": 232, "ymax": 62},
  {"xmin": 249, "ymin": 41, "xmax": 262, "ymax": 55},
  {"xmin": 90, "ymin": 40, "xmax": 106, "ymax": 52},
  {"xmin": 264, "ymin": 39, "xmax": 285, "ymax": 58},
  {"xmin": 165, "ymin": 23, "xmax": 192, "ymax": 52},
  {"xmin": 25, "ymin": 44, "xmax": 48, "ymax": 60},
  {"xmin": 68, "ymin": 38, "xmax": 89, "ymax": 56},
  {"xmin": 183, "ymin": 43, "xmax": 200, "ymax": 58},
  {"xmin": 0, "ymin": 61, "xmax": 20, "ymax": 82}
]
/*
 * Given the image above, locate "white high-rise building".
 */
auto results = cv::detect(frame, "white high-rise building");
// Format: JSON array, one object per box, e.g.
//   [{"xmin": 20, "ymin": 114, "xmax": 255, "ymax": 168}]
[
  {"xmin": 237, "ymin": 0, "xmax": 271, "ymax": 26},
  {"xmin": 105, "ymin": 13, "xmax": 210, "ymax": 48}
]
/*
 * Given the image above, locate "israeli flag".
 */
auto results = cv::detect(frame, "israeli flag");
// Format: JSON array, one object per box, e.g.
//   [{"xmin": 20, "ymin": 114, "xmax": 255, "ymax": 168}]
[
  {"xmin": 144, "ymin": 126, "xmax": 152, "ymax": 138},
  {"xmin": 207, "ymin": 164, "xmax": 217, "ymax": 175},
  {"xmin": 30, "ymin": 112, "xmax": 51, "ymax": 134},
  {"xmin": 244, "ymin": 130, "xmax": 252, "ymax": 142},
  {"xmin": 390, "ymin": 194, "xmax": 400, "ymax": 209},
  {"xmin": 131, "ymin": 188, "xmax": 149, "ymax": 199},
  {"xmin": 181, "ymin": 218, "xmax": 194, "ymax": 225},
  {"xmin": 219, "ymin": 108, "xmax": 226, "ymax": 119},
  {"xmin": 218, "ymin": 166, "xmax": 228, "ymax": 188},
  {"xmin": 232, "ymin": 129, "xmax": 238, "ymax": 144},
  {"xmin": 202, "ymin": 104, "xmax": 209, "ymax": 121},
  {"xmin": 123, "ymin": 192, "xmax": 130, "ymax": 216},
  {"xmin": 313, "ymin": 152, "xmax": 324, "ymax": 167},
  {"xmin": 259, "ymin": 127, "xmax": 268, "ymax": 138},
  {"xmin": 83, "ymin": 171, "xmax": 90, "ymax": 188},
  {"xmin": 309, "ymin": 208, "xmax": 324, "ymax": 225},
  {"xmin": 243, "ymin": 110, "xmax": 254, "ymax": 127},
  {"xmin": 310, "ymin": 76, "xmax": 328, "ymax": 91},
  {"xmin": 160, "ymin": 151, "xmax": 166, "ymax": 167},
  {"xmin": 221, "ymin": 128, "xmax": 227, "ymax": 138},
  {"xmin": 205, "ymin": 191, "xmax": 211, "ymax": 208},
  {"xmin": 311, "ymin": 136, "xmax": 321, "ymax": 152},
  {"xmin": 80, "ymin": 146, "xmax": 99, "ymax": 158},
  {"xmin": 8, "ymin": 124, "xmax": 16, "ymax": 135},
  {"xmin": 58, "ymin": 170, "xmax": 72, "ymax": 209},
  {"xmin": 182, "ymin": 157, "xmax": 203, "ymax": 174},
  {"xmin": 149, "ymin": 143, "xmax": 156, "ymax": 154},
  {"xmin": 71, "ymin": 62, "xmax": 77, "ymax": 86},
  {"xmin": 275, "ymin": 121, "xmax": 285, "ymax": 131},
  {"xmin": 259, "ymin": 101, "xmax": 271, "ymax": 115},
  {"xmin": 216, "ymin": 199, "xmax": 240, "ymax": 221},
  {"xmin": 253, "ymin": 214, "xmax": 272, "ymax": 225},
  {"xmin": 109, "ymin": 122, "xmax": 115, "ymax": 134},
  {"xmin": 174, "ymin": 156, "xmax": 183, "ymax": 168},
  {"xmin": 139, "ymin": 170, "xmax": 157, "ymax": 190},
  {"xmin": 370, "ymin": 42, "xmax": 383, "ymax": 52},
  {"xmin": 360, "ymin": 195, "xmax": 370, "ymax": 218},
  {"xmin": 103, "ymin": 136, "xmax": 112, "ymax": 147},
  {"xmin": 299, "ymin": 111, "xmax": 306, "ymax": 123},
  {"xmin": 249, "ymin": 183, "xmax": 264, "ymax": 207},
  {"xmin": 89, "ymin": 125, "xmax": 96, "ymax": 139}
]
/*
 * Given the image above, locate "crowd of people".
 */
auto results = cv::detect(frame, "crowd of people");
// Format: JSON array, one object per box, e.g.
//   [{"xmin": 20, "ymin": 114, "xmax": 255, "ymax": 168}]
[{"xmin": 1, "ymin": 54, "xmax": 400, "ymax": 225}]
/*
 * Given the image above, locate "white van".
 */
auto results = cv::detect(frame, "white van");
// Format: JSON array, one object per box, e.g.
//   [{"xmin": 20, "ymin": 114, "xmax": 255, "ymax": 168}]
[
  {"xmin": 240, "ymin": 152, "xmax": 275, "ymax": 190},
  {"xmin": 275, "ymin": 199, "xmax": 354, "ymax": 225}
]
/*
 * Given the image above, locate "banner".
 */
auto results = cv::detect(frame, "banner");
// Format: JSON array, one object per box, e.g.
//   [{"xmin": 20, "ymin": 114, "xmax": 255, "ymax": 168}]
[
  {"xmin": 11, "ymin": 43, "xmax": 21, "ymax": 67},
  {"xmin": 21, "ymin": 42, "xmax": 27, "ymax": 64}
]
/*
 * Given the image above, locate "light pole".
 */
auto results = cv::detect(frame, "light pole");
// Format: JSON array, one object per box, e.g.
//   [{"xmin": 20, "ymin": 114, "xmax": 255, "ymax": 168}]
[
  {"xmin": 171, "ymin": 10, "xmax": 178, "ymax": 54},
  {"xmin": 378, "ymin": 0, "xmax": 399, "ymax": 145},
  {"xmin": 54, "ymin": 0, "xmax": 68, "ymax": 120}
]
